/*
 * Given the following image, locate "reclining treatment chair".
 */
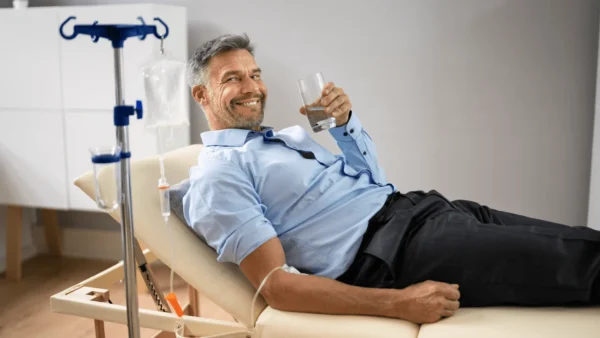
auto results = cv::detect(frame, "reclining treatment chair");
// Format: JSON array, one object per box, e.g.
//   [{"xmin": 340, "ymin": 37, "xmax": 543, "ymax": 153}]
[{"xmin": 51, "ymin": 144, "xmax": 600, "ymax": 338}]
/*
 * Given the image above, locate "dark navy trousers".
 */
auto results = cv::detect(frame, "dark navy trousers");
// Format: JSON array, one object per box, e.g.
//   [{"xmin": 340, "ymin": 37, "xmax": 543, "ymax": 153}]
[{"xmin": 337, "ymin": 190, "xmax": 600, "ymax": 307}]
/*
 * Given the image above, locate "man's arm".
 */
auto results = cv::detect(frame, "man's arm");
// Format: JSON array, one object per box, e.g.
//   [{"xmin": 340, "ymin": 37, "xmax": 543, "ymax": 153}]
[
  {"xmin": 240, "ymin": 237, "xmax": 461, "ymax": 324},
  {"xmin": 185, "ymin": 155, "xmax": 460, "ymax": 324},
  {"xmin": 301, "ymin": 82, "xmax": 387, "ymax": 184}
]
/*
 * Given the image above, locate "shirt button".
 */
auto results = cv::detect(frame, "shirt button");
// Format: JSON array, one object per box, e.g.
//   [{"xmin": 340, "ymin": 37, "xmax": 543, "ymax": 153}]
[
  {"xmin": 350, "ymin": 129, "xmax": 355, "ymax": 134},
  {"xmin": 343, "ymin": 132, "xmax": 348, "ymax": 136},
  {"xmin": 363, "ymin": 151, "xmax": 367, "ymax": 155}
]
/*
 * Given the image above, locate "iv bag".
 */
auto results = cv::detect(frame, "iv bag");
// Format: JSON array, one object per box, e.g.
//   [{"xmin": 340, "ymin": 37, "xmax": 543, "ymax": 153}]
[{"xmin": 141, "ymin": 51, "xmax": 189, "ymax": 129}]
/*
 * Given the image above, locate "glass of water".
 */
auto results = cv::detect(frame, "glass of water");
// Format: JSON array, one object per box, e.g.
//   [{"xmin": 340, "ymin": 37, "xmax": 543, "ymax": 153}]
[{"xmin": 297, "ymin": 72, "xmax": 337, "ymax": 132}]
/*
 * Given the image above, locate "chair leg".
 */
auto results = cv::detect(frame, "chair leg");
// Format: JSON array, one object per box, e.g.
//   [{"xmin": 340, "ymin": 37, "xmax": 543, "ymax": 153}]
[
  {"xmin": 137, "ymin": 240, "xmax": 149, "ymax": 294},
  {"xmin": 188, "ymin": 284, "xmax": 200, "ymax": 317},
  {"xmin": 6, "ymin": 206, "xmax": 22, "ymax": 281},
  {"xmin": 40, "ymin": 209, "xmax": 62, "ymax": 256},
  {"xmin": 94, "ymin": 319, "xmax": 106, "ymax": 338},
  {"xmin": 90, "ymin": 290, "xmax": 110, "ymax": 338}
]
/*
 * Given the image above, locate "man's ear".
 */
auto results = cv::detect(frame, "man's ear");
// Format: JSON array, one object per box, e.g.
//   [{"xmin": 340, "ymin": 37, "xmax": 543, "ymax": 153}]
[{"xmin": 191, "ymin": 85, "xmax": 208, "ymax": 105}]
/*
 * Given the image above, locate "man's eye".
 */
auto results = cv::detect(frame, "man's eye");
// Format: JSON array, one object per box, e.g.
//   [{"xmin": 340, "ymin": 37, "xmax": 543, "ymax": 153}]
[
  {"xmin": 252, "ymin": 75, "xmax": 261, "ymax": 80},
  {"xmin": 226, "ymin": 77, "xmax": 239, "ymax": 82}
]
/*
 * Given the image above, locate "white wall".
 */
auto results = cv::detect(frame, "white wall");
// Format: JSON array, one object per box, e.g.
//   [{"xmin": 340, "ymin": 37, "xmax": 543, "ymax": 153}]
[
  {"xmin": 0, "ymin": 0, "xmax": 597, "ymax": 261},
  {"xmin": 180, "ymin": 0, "xmax": 599, "ymax": 226}
]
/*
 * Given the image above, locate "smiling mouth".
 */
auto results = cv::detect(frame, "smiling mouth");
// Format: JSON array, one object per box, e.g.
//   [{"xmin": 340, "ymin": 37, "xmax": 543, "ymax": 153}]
[
  {"xmin": 236, "ymin": 100, "xmax": 259, "ymax": 107},
  {"xmin": 235, "ymin": 99, "xmax": 260, "ymax": 107}
]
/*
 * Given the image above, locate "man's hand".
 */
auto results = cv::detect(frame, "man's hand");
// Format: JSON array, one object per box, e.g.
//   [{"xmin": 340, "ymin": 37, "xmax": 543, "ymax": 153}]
[
  {"xmin": 299, "ymin": 82, "xmax": 352, "ymax": 126},
  {"xmin": 391, "ymin": 280, "xmax": 461, "ymax": 324}
]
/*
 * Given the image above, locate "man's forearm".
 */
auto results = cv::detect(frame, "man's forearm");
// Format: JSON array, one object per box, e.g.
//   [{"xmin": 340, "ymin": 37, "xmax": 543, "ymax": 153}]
[{"xmin": 262, "ymin": 271, "xmax": 398, "ymax": 318}]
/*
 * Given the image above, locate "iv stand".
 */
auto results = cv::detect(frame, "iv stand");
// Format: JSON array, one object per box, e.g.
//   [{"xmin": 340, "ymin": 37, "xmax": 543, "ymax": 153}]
[
  {"xmin": 114, "ymin": 46, "xmax": 140, "ymax": 338},
  {"xmin": 59, "ymin": 16, "xmax": 170, "ymax": 338}
]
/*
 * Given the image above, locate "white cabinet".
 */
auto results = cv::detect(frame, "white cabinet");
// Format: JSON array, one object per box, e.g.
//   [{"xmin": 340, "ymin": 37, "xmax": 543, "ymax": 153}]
[
  {"xmin": 0, "ymin": 8, "xmax": 62, "ymax": 110},
  {"xmin": 0, "ymin": 4, "xmax": 190, "ymax": 212},
  {"xmin": 0, "ymin": 111, "xmax": 68, "ymax": 209}
]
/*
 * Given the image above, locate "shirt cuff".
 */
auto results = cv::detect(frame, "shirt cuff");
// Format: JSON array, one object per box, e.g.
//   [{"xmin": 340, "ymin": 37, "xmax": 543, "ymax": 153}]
[{"xmin": 329, "ymin": 111, "xmax": 364, "ymax": 142}]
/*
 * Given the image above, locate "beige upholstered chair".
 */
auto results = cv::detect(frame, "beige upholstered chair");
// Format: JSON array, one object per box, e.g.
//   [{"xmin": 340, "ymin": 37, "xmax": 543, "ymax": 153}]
[{"xmin": 51, "ymin": 144, "xmax": 600, "ymax": 338}]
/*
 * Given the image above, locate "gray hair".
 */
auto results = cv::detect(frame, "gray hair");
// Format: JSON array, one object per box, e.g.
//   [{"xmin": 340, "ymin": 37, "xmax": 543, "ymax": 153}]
[{"xmin": 186, "ymin": 33, "xmax": 255, "ymax": 87}]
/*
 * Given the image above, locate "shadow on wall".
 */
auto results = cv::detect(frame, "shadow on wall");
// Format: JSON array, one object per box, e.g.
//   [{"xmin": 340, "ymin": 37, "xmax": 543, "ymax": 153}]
[{"xmin": 186, "ymin": 21, "xmax": 222, "ymax": 144}]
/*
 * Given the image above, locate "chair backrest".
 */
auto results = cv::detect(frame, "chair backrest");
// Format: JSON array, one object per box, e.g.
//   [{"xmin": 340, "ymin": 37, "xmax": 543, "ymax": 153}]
[{"xmin": 75, "ymin": 144, "xmax": 266, "ymax": 327}]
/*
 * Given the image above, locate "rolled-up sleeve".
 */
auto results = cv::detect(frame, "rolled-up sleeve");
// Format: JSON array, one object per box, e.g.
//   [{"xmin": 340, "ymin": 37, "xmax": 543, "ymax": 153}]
[{"xmin": 183, "ymin": 156, "xmax": 277, "ymax": 265}]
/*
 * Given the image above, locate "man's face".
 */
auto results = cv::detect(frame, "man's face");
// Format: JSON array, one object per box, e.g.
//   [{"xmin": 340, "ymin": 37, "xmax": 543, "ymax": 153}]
[{"xmin": 200, "ymin": 49, "xmax": 267, "ymax": 130}]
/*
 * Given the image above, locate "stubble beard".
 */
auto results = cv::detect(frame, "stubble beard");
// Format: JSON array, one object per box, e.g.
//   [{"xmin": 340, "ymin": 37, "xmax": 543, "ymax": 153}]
[{"xmin": 208, "ymin": 88, "xmax": 266, "ymax": 130}]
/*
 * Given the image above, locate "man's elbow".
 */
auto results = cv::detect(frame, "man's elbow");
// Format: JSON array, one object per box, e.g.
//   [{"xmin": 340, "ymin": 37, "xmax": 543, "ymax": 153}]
[{"xmin": 259, "ymin": 271, "xmax": 293, "ymax": 311}]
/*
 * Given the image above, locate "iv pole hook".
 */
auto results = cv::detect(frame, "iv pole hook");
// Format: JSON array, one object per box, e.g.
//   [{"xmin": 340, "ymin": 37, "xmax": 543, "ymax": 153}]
[{"xmin": 59, "ymin": 16, "xmax": 77, "ymax": 40}]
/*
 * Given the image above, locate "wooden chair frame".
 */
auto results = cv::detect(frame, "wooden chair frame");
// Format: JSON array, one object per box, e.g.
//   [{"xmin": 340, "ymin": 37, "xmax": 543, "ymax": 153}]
[{"xmin": 50, "ymin": 248, "xmax": 251, "ymax": 338}]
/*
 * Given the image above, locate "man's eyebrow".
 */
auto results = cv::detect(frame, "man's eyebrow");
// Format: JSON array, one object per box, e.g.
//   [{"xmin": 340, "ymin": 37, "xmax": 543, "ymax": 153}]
[
  {"xmin": 220, "ymin": 68, "xmax": 261, "ymax": 80},
  {"xmin": 221, "ymin": 69, "xmax": 243, "ymax": 80}
]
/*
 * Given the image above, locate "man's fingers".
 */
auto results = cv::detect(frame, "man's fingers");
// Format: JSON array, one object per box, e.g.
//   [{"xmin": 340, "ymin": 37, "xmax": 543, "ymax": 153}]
[
  {"xmin": 340, "ymin": 102, "xmax": 352, "ymax": 113},
  {"xmin": 331, "ymin": 108, "xmax": 345, "ymax": 118},
  {"xmin": 445, "ymin": 300, "xmax": 460, "ymax": 311},
  {"xmin": 440, "ymin": 285, "xmax": 460, "ymax": 301},
  {"xmin": 299, "ymin": 106, "xmax": 306, "ymax": 115},
  {"xmin": 322, "ymin": 82, "xmax": 335, "ymax": 96},
  {"xmin": 325, "ymin": 96, "xmax": 346, "ymax": 114},
  {"xmin": 321, "ymin": 88, "xmax": 341, "ymax": 106},
  {"xmin": 441, "ymin": 309, "xmax": 456, "ymax": 318}
]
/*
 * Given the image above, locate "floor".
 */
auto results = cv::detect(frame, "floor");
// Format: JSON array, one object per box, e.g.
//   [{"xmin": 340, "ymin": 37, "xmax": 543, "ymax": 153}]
[{"xmin": 0, "ymin": 255, "xmax": 234, "ymax": 338}]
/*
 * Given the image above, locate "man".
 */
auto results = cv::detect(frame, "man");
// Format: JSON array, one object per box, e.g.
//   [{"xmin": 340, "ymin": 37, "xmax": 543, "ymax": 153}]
[{"xmin": 181, "ymin": 33, "xmax": 600, "ymax": 324}]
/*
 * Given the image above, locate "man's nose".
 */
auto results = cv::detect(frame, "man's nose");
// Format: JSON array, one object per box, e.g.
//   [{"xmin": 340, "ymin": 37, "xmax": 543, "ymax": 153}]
[{"xmin": 240, "ymin": 76, "xmax": 259, "ymax": 94}]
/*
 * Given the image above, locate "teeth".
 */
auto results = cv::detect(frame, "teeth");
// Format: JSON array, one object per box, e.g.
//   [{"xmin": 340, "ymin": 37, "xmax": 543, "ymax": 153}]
[{"xmin": 239, "ymin": 101, "xmax": 258, "ymax": 107}]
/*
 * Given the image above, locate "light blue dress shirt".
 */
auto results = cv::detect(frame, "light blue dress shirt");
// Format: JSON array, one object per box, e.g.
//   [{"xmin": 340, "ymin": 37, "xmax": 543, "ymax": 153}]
[{"xmin": 182, "ymin": 112, "xmax": 395, "ymax": 279}]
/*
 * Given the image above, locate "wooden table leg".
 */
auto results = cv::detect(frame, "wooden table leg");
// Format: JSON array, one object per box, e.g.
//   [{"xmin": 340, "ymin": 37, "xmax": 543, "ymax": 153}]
[
  {"xmin": 93, "ymin": 319, "xmax": 106, "ymax": 338},
  {"xmin": 6, "ymin": 206, "xmax": 22, "ymax": 281},
  {"xmin": 90, "ymin": 291, "xmax": 109, "ymax": 338},
  {"xmin": 40, "ymin": 209, "xmax": 62, "ymax": 256}
]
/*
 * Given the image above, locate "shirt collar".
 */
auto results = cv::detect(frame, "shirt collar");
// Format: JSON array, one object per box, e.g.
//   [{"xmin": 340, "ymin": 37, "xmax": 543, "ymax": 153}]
[{"xmin": 201, "ymin": 126, "xmax": 274, "ymax": 147}]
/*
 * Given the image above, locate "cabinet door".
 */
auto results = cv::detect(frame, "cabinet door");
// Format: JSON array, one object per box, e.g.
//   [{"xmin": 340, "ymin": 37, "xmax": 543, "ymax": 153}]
[
  {"xmin": 0, "ymin": 110, "xmax": 68, "ymax": 209},
  {"xmin": 58, "ymin": 5, "xmax": 155, "ymax": 111},
  {"xmin": 0, "ymin": 8, "xmax": 62, "ymax": 110},
  {"xmin": 64, "ymin": 111, "xmax": 157, "ymax": 211}
]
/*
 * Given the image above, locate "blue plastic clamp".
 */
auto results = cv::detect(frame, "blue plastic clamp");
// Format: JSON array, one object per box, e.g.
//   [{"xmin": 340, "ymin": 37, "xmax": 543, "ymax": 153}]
[{"xmin": 114, "ymin": 100, "xmax": 143, "ymax": 127}]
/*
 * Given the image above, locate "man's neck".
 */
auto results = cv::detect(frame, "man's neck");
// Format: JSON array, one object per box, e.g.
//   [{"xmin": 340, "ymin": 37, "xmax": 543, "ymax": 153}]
[
  {"xmin": 209, "ymin": 120, "xmax": 262, "ymax": 132},
  {"xmin": 205, "ymin": 113, "xmax": 263, "ymax": 132}
]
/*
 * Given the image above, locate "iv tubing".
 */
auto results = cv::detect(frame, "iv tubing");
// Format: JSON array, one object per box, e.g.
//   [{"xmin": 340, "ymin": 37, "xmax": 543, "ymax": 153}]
[{"xmin": 250, "ymin": 266, "xmax": 284, "ymax": 328}]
